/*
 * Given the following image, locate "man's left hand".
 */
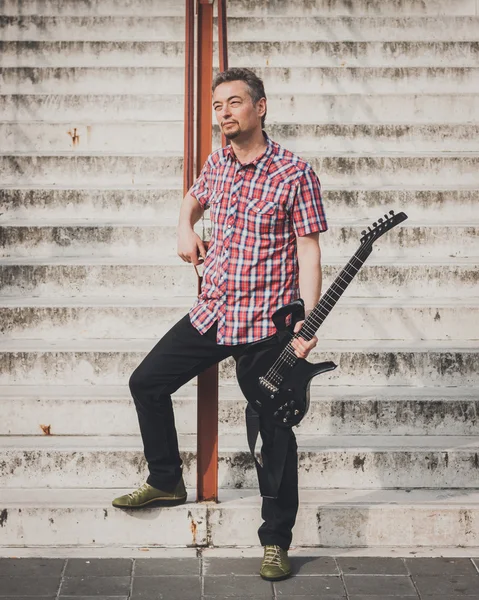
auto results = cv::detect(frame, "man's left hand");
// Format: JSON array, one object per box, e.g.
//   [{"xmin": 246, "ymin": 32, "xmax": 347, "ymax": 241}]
[{"xmin": 291, "ymin": 320, "xmax": 318, "ymax": 359}]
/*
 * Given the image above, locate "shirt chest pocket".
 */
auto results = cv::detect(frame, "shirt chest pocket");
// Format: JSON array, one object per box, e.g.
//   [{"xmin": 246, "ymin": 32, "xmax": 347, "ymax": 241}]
[
  {"xmin": 207, "ymin": 190, "xmax": 223, "ymax": 221},
  {"xmin": 243, "ymin": 187, "xmax": 289, "ymax": 234}
]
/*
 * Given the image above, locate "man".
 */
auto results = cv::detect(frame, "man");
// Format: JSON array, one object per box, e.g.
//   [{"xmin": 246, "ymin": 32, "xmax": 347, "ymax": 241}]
[{"xmin": 112, "ymin": 68, "xmax": 327, "ymax": 581}]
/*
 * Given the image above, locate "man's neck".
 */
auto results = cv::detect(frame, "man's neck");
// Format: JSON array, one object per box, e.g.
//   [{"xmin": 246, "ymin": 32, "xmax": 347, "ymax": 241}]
[{"xmin": 230, "ymin": 129, "xmax": 267, "ymax": 165}]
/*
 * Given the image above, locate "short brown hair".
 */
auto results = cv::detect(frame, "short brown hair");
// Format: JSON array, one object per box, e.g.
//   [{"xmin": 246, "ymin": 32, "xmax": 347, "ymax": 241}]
[{"xmin": 212, "ymin": 67, "xmax": 267, "ymax": 128}]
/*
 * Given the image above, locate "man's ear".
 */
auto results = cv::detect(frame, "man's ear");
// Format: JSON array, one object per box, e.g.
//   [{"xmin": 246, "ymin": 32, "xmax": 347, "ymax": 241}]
[{"xmin": 256, "ymin": 97, "xmax": 267, "ymax": 119}]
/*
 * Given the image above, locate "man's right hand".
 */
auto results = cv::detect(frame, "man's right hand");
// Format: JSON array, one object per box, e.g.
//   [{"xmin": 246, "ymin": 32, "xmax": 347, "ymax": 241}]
[{"xmin": 177, "ymin": 226, "xmax": 207, "ymax": 266}]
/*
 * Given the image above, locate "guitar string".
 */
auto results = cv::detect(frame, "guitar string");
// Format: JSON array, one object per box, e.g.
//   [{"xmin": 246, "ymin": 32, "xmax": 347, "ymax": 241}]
[
  {"xmin": 266, "ymin": 262, "xmax": 361, "ymax": 382},
  {"xmin": 265, "ymin": 246, "xmax": 370, "ymax": 383},
  {"xmin": 267, "ymin": 250, "xmax": 368, "ymax": 380},
  {"xmin": 268, "ymin": 265, "xmax": 360, "ymax": 377}
]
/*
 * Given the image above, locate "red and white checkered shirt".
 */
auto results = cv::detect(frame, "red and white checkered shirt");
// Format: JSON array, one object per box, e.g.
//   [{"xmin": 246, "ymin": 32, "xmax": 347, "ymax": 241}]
[{"xmin": 188, "ymin": 133, "xmax": 327, "ymax": 345}]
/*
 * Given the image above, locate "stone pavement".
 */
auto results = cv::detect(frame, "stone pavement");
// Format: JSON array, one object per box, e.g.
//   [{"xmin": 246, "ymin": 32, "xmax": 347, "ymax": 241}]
[{"xmin": 1, "ymin": 555, "xmax": 479, "ymax": 599}]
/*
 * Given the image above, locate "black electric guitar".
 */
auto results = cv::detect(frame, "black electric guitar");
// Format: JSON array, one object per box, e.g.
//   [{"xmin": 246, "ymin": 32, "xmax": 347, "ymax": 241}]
[{"xmin": 236, "ymin": 210, "xmax": 408, "ymax": 429}]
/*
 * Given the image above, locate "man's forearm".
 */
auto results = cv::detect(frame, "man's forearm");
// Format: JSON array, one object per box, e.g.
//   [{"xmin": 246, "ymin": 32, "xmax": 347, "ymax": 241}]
[
  {"xmin": 297, "ymin": 241, "xmax": 322, "ymax": 316},
  {"xmin": 177, "ymin": 191, "xmax": 205, "ymax": 231}
]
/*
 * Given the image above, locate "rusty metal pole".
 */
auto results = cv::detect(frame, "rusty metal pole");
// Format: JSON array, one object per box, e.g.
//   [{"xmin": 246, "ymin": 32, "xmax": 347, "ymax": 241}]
[
  {"xmin": 217, "ymin": 0, "xmax": 229, "ymax": 148},
  {"xmin": 183, "ymin": 0, "xmax": 195, "ymax": 195},
  {"xmin": 196, "ymin": 0, "xmax": 218, "ymax": 503}
]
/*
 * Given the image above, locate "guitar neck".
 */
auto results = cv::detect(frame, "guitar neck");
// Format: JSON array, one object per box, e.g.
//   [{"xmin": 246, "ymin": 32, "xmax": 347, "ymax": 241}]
[{"xmin": 298, "ymin": 246, "xmax": 372, "ymax": 342}]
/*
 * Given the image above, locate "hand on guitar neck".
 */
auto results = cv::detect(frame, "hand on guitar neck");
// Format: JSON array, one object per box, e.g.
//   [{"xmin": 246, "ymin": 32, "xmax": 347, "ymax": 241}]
[{"xmin": 291, "ymin": 319, "xmax": 318, "ymax": 359}]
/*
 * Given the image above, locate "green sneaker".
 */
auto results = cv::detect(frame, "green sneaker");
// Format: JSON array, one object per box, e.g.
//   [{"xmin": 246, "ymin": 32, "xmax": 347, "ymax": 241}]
[
  {"xmin": 112, "ymin": 478, "xmax": 187, "ymax": 509},
  {"xmin": 259, "ymin": 545, "xmax": 292, "ymax": 581}
]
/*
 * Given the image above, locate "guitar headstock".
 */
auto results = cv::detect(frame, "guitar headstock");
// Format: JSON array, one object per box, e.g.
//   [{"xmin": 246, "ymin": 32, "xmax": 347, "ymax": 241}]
[{"xmin": 360, "ymin": 210, "xmax": 408, "ymax": 246}]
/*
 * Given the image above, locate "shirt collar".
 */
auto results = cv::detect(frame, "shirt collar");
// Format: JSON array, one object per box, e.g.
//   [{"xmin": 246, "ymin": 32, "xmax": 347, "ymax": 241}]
[{"xmin": 224, "ymin": 131, "xmax": 274, "ymax": 169}]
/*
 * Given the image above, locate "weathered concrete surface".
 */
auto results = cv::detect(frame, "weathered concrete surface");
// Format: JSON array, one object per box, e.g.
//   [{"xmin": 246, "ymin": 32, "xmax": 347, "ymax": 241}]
[
  {"xmin": 0, "ymin": 340, "xmax": 477, "ymax": 387},
  {"xmin": 3, "ymin": 122, "xmax": 479, "ymax": 153},
  {"xmin": 208, "ymin": 488, "xmax": 479, "ymax": 548},
  {"xmin": 1, "ymin": 260, "xmax": 477, "ymax": 298},
  {"xmin": 1, "ymin": 488, "xmax": 479, "ymax": 548},
  {"xmin": 1, "ymin": 154, "xmax": 478, "ymax": 186},
  {"xmin": 2, "ymin": 67, "xmax": 479, "ymax": 95},
  {"xmin": 1, "ymin": 94, "xmax": 478, "ymax": 124},
  {"xmin": 2, "ymin": 434, "xmax": 479, "ymax": 490},
  {"xmin": 1, "ymin": 385, "xmax": 478, "ymax": 437},
  {"xmin": 2, "ymin": 41, "xmax": 478, "ymax": 68},
  {"xmin": 1, "ymin": 188, "xmax": 477, "ymax": 221},
  {"xmin": 2, "ymin": 16, "xmax": 479, "ymax": 42},
  {"xmin": 1, "ymin": 298, "xmax": 476, "ymax": 341},
  {"xmin": 1, "ymin": 223, "xmax": 477, "ymax": 259},
  {"xmin": 2, "ymin": 0, "xmax": 478, "ymax": 17}
]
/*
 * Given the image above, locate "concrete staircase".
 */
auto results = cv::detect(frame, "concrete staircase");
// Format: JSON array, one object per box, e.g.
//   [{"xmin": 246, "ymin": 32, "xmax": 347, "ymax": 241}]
[{"xmin": 1, "ymin": 0, "xmax": 478, "ymax": 550}]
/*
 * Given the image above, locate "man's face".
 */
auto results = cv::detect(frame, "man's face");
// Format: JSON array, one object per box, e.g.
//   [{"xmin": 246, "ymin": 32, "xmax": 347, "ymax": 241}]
[{"xmin": 212, "ymin": 80, "xmax": 265, "ymax": 141}]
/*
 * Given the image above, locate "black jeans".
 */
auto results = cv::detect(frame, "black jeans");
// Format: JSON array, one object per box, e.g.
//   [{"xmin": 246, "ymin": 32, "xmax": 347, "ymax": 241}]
[{"xmin": 129, "ymin": 313, "xmax": 299, "ymax": 550}]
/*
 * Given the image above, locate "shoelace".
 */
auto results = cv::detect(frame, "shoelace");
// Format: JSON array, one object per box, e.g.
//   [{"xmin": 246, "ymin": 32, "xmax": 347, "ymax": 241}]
[
  {"xmin": 128, "ymin": 482, "xmax": 150, "ymax": 501},
  {"xmin": 263, "ymin": 545, "xmax": 282, "ymax": 567}
]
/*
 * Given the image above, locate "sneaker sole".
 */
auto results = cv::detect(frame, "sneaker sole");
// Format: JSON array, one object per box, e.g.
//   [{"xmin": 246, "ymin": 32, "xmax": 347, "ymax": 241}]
[
  {"xmin": 260, "ymin": 571, "xmax": 292, "ymax": 582},
  {"xmin": 112, "ymin": 495, "xmax": 187, "ymax": 509}
]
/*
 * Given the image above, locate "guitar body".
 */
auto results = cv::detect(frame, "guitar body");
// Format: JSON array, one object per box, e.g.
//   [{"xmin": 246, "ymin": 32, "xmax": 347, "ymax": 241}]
[{"xmin": 236, "ymin": 302, "xmax": 337, "ymax": 428}]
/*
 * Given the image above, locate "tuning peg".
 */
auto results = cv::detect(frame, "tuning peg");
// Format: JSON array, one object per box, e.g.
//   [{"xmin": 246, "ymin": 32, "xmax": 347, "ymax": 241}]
[
  {"xmin": 361, "ymin": 230, "xmax": 367, "ymax": 236},
  {"xmin": 389, "ymin": 210, "xmax": 395, "ymax": 215},
  {"xmin": 368, "ymin": 226, "xmax": 372, "ymax": 232},
  {"xmin": 384, "ymin": 214, "xmax": 389, "ymax": 220},
  {"xmin": 373, "ymin": 222, "xmax": 378, "ymax": 227}
]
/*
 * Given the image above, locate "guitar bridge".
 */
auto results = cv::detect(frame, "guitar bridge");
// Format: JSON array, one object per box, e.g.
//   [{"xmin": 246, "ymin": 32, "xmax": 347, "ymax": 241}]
[{"xmin": 259, "ymin": 376, "xmax": 279, "ymax": 397}]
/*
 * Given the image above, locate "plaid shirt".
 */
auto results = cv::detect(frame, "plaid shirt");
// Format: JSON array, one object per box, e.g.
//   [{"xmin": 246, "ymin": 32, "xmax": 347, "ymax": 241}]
[{"xmin": 188, "ymin": 133, "xmax": 327, "ymax": 345}]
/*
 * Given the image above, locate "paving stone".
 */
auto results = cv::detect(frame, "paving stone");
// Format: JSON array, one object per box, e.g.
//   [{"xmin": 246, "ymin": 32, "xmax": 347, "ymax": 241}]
[
  {"xmin": 274, "ymin": 596, "xmax": 343, "ymax": 600},
  {"xmin": 59, "ymin": 597, "xmax": 129, "ymax": 600},
  {"xmin": 0, "ymin": 557, "xmax": 64, "ymax": 577},
  {"xmin": 343, "ymin": 575, "xmax": 417, "ymax": 596},
  {"xmin": 3, "ymin": 598, "xmax": 57, "ymax": 600},
  {"xmin": 134, "ymin": 558, "xmax": 200, "ymax": 576},
  {"xmin": 349, "ymin": 596, "xmax": 419, "ymax": 600},
  {"xmin": 203, "ymin": 558, "xmax": 261, "ymax": 576},
  {"xmin": 413, "ymin": 574, "xmax": 479, "ymax": 596},
  {"xmin": 204, "ymin": 575, "xmax": 272, "ymax": 597},
  {"xmin": 405, "ymin": 557, "xmax": 478, "ymax": 575},
  {"xmin": 290, "ymin": 556, "xmax": 339, "ymax": 575},
  {"xmin": 59, "ymin": 576, "xmax": 131, "ymax": 596},
  {"xmin": 274, "ymin": 575, "xmax": 345, "ymax": 596},
  {"xmin": 0, "ymin": 577, "xmax": 60, "ymax": 596},
  {"xmin": 203, "ymin": 597, "xmax": 273, "ymax": 600},
  {"xmin": 338, "ymin": 557, "xmax": 407, "ymax": 575},
  {"xmin": 131, "ymin": 575, "xmax": 201, "ymax": 600},
  {"xmin": 65, "ymin": 559, "xmax": 132, "ymax": 577}
]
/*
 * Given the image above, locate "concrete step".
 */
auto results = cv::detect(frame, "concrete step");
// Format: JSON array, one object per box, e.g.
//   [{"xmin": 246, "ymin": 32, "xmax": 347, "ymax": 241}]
[
  {"xmin": 2, "ymin": 16, "xmax": 479, "ymax": 42},
  {"xmin": 0, "ymin": 339, "xmax": 476, "ymax": 387},
  {"xmin": 2, "ymin": 94, "xmax": 479, "ymax": 125},
  {"xmin": 3, "ymin": 122, "xmax": 479, "ymax": 153},
  {"xmin": 2, "ymin": 41, "xmax": 478, "ymax": 68},
  {"xmin": 1, "ymin": 187, "xmax": 476, "ymax": 222},
  {"xmin": 2, "ymin": 384, "xmax": 478, "ymax": 437},
  {"xmin": 2, "ymin": 433, "xmax": 479, "ymax": 490},
  {"xmin": 2, "ymin": 0, "xmax": 478, "ymax": 17},
  {"xmin": 1, "ymin": 221, "xmax": 476, "ymax": 260},
  {"xmin": 2, "ymin": 67, "xmax": 478, "ymax": 95},
  {"xmin": 1, "ymin": 258, "xmax": 476, "ymax": 298},
  {"xmin": 1, "ymin": 153, "xmax": 479, "ymax": 187},
  {"xmin": 2, "ymin": 487, "xmax": 479, "ymax": 548},
  {"xmin": 1, "ymin": 297, "xmax": 476, "ymax": 342}
]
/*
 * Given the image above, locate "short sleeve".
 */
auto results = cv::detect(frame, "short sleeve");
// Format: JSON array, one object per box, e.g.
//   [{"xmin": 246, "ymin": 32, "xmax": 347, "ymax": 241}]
[
  {"xmin": 189, "ymin": 159, "xmax": 211, "ymax": 209},
  {"xmin": 292, "ymin": 166, "xmax": 328, "ymax": 237}
]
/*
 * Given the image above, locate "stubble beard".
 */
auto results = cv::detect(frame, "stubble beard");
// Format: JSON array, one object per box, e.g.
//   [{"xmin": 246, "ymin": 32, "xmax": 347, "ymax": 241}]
[{"xmin": 223, "ymin": 123, "xmax": 241, "ymax": 140}]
